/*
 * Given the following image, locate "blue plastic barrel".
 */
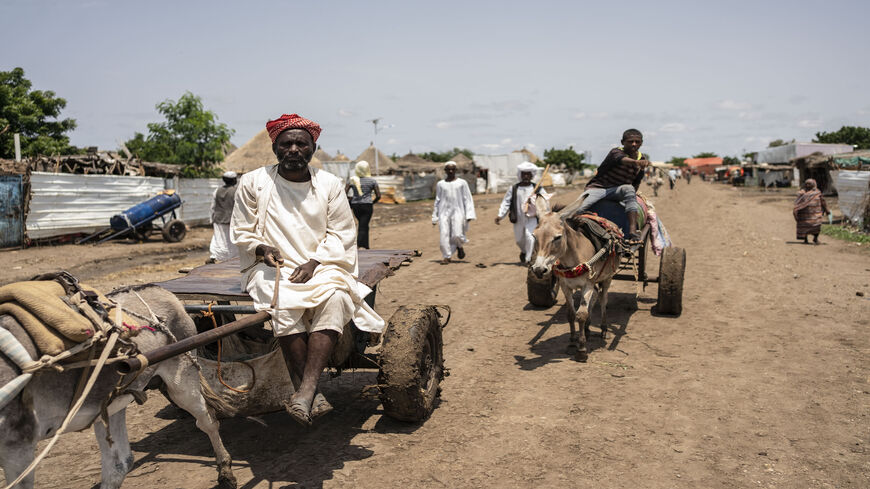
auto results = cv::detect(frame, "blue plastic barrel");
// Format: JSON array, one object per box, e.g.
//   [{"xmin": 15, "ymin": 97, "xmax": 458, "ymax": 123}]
[{"xmin": 110, "ymin": 192, "xmax": 181, "ymax": 231}]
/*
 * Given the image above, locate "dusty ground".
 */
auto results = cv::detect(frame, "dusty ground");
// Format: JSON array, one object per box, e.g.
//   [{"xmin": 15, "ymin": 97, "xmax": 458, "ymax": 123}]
[{"xmin": 2, "ymin": 180, "xmax": 869, "ymax": 489}]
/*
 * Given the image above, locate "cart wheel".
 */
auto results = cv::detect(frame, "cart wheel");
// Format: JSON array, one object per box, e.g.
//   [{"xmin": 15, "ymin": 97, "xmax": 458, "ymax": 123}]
[
  {"xmin": 378, "ymin": 305, "xmax": 444, "ymax": 423},
  {"xmin": 526, "ymin": 266, "xmax": 559, "ymax": 308},
  {"xmin": 162, "ymin": 219, "xmax": 187, "ymax": 242},
  {"xmin": 656, "ymin": 246, "xmax": 686, "ymax": 315}
]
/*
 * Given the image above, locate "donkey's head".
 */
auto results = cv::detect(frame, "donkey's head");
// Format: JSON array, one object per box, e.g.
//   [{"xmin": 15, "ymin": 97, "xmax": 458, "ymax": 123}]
[{"xmin": 531, "ymin": 210, "xmax": 567, "ymax": 279}]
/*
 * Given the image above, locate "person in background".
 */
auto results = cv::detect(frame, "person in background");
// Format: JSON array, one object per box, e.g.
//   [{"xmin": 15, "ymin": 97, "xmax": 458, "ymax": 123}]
[
  {"xmin": 495, "ymin": 161, "xmax": 549, "ymax": 264},
  {"xmin": 667, "ymin": 168, "xmax": 678, "ymax": 190},
  {"xmin": 207, "ymin": 170, "xmax": 239, "ymax": 263},
  {"xmin": 793, "ymin": 178, "xmax": 829, "ymax": 245},
  {"xmin": 433, "ymin": 161, "xmax": 476, "ymax": 264},
  {"xmin": 345, "ymin": 160, "xmax": 381, "ymax": 249}
]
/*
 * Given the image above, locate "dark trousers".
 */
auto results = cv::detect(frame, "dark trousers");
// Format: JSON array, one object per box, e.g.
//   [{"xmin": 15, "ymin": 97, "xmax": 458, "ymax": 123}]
[{"xmin": 351, "ymin": 203, "xmax": 374, "ymax": 249}]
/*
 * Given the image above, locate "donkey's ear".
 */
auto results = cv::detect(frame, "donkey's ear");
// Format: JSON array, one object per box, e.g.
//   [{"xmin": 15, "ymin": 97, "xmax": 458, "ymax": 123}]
[{"xmin": 551, "ymin": 203, "xmax": 566, "ymax": 213}]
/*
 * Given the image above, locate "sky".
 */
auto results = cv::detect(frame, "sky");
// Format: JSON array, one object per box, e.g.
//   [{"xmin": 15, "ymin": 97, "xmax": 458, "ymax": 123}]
[{"xmin": 2, "ymin": 0, "xmax": 869, "ymax": 164}]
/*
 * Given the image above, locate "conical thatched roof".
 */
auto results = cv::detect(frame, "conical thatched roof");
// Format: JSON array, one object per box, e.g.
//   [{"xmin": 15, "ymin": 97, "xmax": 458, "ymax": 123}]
[
  {"xmin": 450, "ymin": 153, "xmax": 474, "ymax": 171},
  {"xmin": 396, "ymin": 153, "xmax": 432, "ymax": 165},
  {"xmin": 223, "ymin": 129, "xmax": 322, "ymax": 173},
  {"xmin": 333, "ymin": 151, "xmax": 350, "ymax": 162},
  {"xmin": 512, "ymin": 147, "xmax": 541, "ymax": 163},
  {"xmin": 355, "ymin": 145, "xmax": 397, "ymax": 174},
  {"xmin": 223, "ymin": 129, "xmax": 272, "ymax": 173},
  {"xmin": 314, "ymin": 148, "xmax": 334, "ymax": 161}
]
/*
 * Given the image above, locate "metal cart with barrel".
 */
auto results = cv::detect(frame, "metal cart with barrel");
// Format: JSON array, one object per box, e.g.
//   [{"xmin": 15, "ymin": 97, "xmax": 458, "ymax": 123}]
[{"xmin": 78, "ymin": 190, "xmax": 188, "ymax": 244}]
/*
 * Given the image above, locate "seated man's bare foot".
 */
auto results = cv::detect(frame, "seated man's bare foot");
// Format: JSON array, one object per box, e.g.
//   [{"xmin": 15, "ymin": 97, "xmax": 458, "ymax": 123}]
[
  {"xmin": 283, "ymin": 393, "xmax": 313, "ymax": 426},
  {"xmin": 310, "ymin": 392, "xmax": 333, "ymax": 419}
]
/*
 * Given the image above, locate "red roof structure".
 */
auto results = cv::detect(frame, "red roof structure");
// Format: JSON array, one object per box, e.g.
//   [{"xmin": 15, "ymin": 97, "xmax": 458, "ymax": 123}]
[{"xmin": 684, "ymin": 157, "xmax": 723, "ymax": 175}]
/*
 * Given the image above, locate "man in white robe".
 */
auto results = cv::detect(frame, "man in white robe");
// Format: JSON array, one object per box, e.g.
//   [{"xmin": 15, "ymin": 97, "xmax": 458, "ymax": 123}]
[
  {"xmin": 231, "ymin": 113, "xmax": 383, "ymax": 426},
  {"xmin": 432, "ymin": 161, "xmax": 476, "ymax": 263},
  {"xmin": 207, "ymin": 170, "xmax": 239, "ymax": 263},
  {"xmin": 495, "ymin": 161, "xmax": 550, "ymax": 264}
]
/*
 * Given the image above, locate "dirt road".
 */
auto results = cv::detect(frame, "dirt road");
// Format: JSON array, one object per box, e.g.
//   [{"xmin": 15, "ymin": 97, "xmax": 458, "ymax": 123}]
[{"xmin": 2, "ymin": 181, "xmax": 869, "ymax": 488}]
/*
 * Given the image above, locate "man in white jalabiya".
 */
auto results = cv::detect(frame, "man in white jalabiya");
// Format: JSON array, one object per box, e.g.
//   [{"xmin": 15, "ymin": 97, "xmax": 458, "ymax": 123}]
[
  {"xmin": 231, "ymin": 113, "xmax": 384, "ymax": 426},
  {"xmin": 207, "ymin": 170, "xmax": 239, "ymax": 263},
  {"xmin": 432, "ymin": 161, "xmax": 476, "ymax": 264},
  {"xmin": 495, "ymin": 161, "xmax": 550, "ymax": 264}
]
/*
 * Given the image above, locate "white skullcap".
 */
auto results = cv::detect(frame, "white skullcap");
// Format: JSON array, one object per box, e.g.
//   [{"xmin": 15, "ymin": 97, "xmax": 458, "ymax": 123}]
[
  {"xmin": 444, "ymin": 161, "xmax": 458, "ymax": 168},
  {"xmin": 516, "ymin": 161, "xmax": 538, "ymax": 181},
  {"xmin": 223, "ymin": 171, "xmax": 237, "ymax": 179}
]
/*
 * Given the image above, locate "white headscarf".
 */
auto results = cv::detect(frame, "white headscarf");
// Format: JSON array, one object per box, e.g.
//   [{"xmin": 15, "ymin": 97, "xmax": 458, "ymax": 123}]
[
  {"xmin": 351, "ymin": 160, "xmax": 371, "ymax": 194},
  {"xmin": 516, "ymin": 161, "xmax": 538, "ymax": 182},
  {"xmin": 444, "ymin": 161, "xmax": 458, "ymax": 169}
]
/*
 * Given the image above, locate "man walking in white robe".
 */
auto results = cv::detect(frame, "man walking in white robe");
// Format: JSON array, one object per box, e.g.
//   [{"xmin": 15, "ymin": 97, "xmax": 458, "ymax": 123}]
[
  {"xmin": 432, "ymin": 161, "xmax": 476, "ymax": 263},
  {"xmin": 231, "ymin": 113, "xmax": 383, "ymax": 426},
  {"xmin": 208, "ymin": 170, "xmax": 239, "ymax": 263},
  {"xmin": 495, "ymin": 161, "xmax": 549, "ymax": 264}
]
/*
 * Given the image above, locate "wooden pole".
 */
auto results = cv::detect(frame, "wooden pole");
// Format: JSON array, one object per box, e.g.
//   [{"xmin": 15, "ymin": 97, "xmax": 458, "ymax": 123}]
[{"xmin": 116, "ymin": 311, "xmax": 270, "ymax": 374}]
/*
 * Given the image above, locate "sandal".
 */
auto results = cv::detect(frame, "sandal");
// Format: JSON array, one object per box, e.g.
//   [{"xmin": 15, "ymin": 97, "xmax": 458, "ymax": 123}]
[
  {"xmin": 282, "ymin": 395, "xmax": 312, "ymax": 427},
  {"xmin": 310, "ymin": 392, "xmax": 333, "ymax": 419}
]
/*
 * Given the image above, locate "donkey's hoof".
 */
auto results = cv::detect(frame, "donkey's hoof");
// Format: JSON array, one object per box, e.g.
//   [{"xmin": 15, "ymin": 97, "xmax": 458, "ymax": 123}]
[
  {"xmin": 574, "ymin": 349, "xmax": 588, "ymax": 362},
  {"xmin": 599, "ymin": 328, "xmax": 607, "ymax": 339},
  {"xmin": 218, "ymin": 471, "xmax": 238, "ymax": 489},
  {"xmin": 565, "ymin": 342, "xmax": 578, "ymax": 354}
]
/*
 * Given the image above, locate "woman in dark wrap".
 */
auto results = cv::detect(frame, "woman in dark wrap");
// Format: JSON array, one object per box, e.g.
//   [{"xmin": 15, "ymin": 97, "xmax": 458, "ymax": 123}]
[{"xmin": 793, "ymin": 178, "xmax": 828, "ymax": 244}]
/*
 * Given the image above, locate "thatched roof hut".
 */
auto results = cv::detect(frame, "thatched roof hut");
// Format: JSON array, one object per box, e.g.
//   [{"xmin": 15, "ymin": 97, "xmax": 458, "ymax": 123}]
[
  {"xmin": 223, "ymin": 129, "xmax": 322, "ymax": 173},
  {"xmin": 333, "ymin": 151, "xmax": 350, "ymax": 162},
  {"xmin": 449, "ymin": 153, "xmax": 474, "ymax": 171},
  {"xmin": 313, "ymin": 148, "xmax": 334, "ymax": 161},
  {"xmin": 354, "ymin": 145, "xmax": 397, "ymax": 174},
  {"xmin": 512, "ymin": 147, "xmax": 541, "ymax": 164}
]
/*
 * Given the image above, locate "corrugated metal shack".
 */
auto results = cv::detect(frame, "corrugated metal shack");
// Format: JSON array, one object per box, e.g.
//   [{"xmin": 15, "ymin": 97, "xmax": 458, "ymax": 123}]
[{"xmin": 792, "ymin": 150, "xmax": 870, "ymax": 195}]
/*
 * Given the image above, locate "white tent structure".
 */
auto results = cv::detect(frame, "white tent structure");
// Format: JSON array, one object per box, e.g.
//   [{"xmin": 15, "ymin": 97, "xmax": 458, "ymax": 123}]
[{"xmin": 473, "ymin": 153, "xmax": 538, "ymax": 193}]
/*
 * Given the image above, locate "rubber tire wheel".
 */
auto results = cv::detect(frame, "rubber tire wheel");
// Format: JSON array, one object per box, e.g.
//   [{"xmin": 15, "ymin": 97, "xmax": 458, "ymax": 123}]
[
  {"xmin": 526, "ymin": 266, "xmax": 558, "ymax": 308},
  {"xmin": 378, "ymin": 305, "xmax": 444, "ymax": 423},
  {"xmin": 656, "ymin": 246, "xmax": 686, "ymax": 315},
  {"xmin": 161, "ymin": 219, "xmax": 187, "ymax": 243}
]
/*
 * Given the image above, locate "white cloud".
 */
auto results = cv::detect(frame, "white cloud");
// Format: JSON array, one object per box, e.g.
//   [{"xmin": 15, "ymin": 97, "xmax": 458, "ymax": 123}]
[
  {"xmin": 337, "ymin": 109, "xmax": 354, "ymax": 117},
  {"xmin": 435, "ymin": 122, "xmax": 451, "ymax": 129},
  {"xmin": 663, "ymin": 142, "xmax": 682, "ymax": 148},
  {"xmin": 386, "ymin": 138, "xmax": 399, "ymax": 145},
  {"xmin": 738, "ymin": 112, "xmax": 762, "ymax": 121},
  {"xmin": 480, "ymin": 143, "xmax": 501, "ymax": 150},
  {"xmin": 659, "ymin": 122, "xmax": 687, "ymax": 133},
  {"xmin": 526, "ymin": 143, "xmax": 537, "ymax": 149},
  {"xmin": 500, "ymin": 138, "xmax": 513, "ymax": 145},
  {"xmin": 573, "ymin": 111, "xmax": 609, "ymax": 120},
  {"xmin": 716, "ymin": 100, "xmax": 753, "ymax": 111},
  {"xmin": 797, "ymin": 119, "xmax": 822, "ymax": 128}
]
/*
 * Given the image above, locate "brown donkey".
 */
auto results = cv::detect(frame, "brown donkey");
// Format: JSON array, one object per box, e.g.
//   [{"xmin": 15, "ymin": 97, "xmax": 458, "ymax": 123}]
[{"xmin": 530, "ymin": 209, "xmax": 620, "ymax": 362}]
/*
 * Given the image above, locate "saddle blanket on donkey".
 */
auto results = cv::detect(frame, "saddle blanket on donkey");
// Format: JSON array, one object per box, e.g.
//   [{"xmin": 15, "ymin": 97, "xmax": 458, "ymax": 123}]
[
  {"xmin": 555, "ymin": 214, "xmax": 624, "ymax": 278},
  {"xmin": 0, "ymin": 272, "xmax": 152, "ymax": 410}
]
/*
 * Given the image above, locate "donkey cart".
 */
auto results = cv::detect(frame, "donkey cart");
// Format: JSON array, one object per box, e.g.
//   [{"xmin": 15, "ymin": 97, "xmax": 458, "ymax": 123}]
[
  {"xmin": 120, "ymin": 249, "xmax": 447, "ymax": 423},
  {"xmin": 526, "ymin": 198, "xmax": 686, "ymax": 315}
]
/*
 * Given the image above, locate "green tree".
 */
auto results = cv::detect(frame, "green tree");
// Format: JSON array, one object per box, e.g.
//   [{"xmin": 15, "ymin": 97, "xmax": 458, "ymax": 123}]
[
  {"xmin": 767, "ymin": 139, "xmax": 791, "ymax": 147},
  {"xmin": 543, "ymin": 146, "xmax": 586, "ymax": 171},
  {"xmin": 124, "ymin": 92, "xmax": 234, "ymax": 177},
  {"xmin": 668, "ymin": 157, "xmax": 687, "ymax": 167},
  {"xmin": 813, "ymin": 126, "xmax": 870, "ymax": 150},
  {"xmin": 692, "ymin": 152, "xmax": 718, "ymax": 158},
  {"xmin": 0, "ymin": 67, "xmax": 78, "ymax": 158},
  {"xmin": 722, "ymin": 156, "xmax": 741, "ymax": 166},
  {"xmin": 418, "ymin": 147, "xmax": 474, "ymax": 162}
]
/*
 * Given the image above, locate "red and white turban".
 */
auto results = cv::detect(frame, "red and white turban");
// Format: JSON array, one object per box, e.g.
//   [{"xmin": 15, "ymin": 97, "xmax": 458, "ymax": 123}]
[{"xmin": 266, "ymin": 114, "xmax": 322, "ymax": 143}]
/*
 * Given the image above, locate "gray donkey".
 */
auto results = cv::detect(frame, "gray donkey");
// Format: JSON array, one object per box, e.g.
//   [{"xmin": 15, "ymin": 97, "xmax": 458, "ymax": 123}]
[{"xmin": 0, "ymin": 284, "xmax": 237, "ymax": 489}]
